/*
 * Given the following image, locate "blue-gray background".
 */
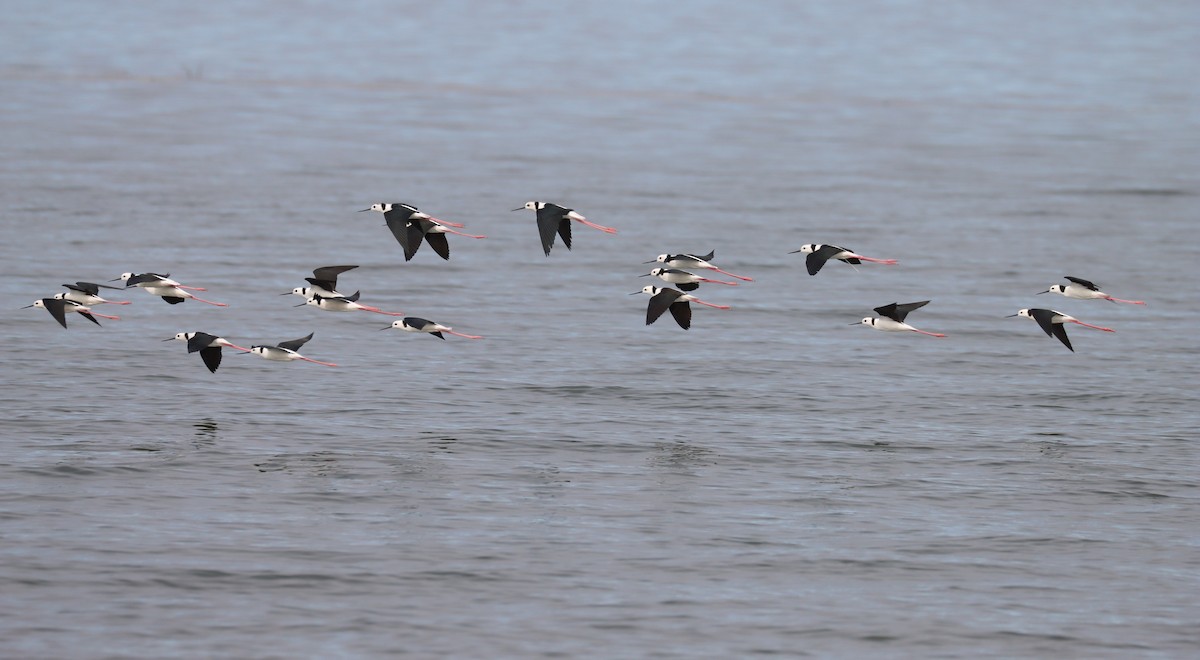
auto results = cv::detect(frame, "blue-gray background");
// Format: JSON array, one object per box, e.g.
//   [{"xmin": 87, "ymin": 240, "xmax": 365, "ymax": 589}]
[{"xmin": 2, "ymin": 1, "xmax": 1197, "ymax": 657}]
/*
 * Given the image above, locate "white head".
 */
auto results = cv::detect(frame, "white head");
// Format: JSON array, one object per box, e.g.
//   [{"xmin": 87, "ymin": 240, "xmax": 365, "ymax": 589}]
[
  {"xmin": 173, "ymin": 332, "xmax": 192, "ymax": 342},
  {"xmin": 653, "ymin": 254, "xmax": 669, "ymax": 263},
  {"xmin": 798, "ymin": 244, "xmax": 818, "ymax": 254},
  {"xmin": 51, "ymin": 292, "xmax": 68, "ymax": 300},
  {"xmin": 290, "ymin": 286, "xmax": 311, "ymax": 297},
  {"xmin": 1041, "ymin": 284, "xmax": 1066, "ymax": 295},
  {"xmin": 118, "ymin": 272, "xmax": 134, "ymax": 282},
  {"xmin": 365, "ymin": 203, "xmax": 388, "ymax": 213},
  {"xmin": 640, "ymin": 285, "xmax": 661, "ymax": 295},
  {"xmin": 859, "ymin": 317, "xmax": 874, "ymax": 326},
  {"xmin": 1009, "ymin": 309, "xmax": 1033, "ymax": 319},
  {"xmin": 649, "ymin": 268, "xmax": 666, "ymax": 276},
  {"xmin": 29, "ymin": 299, "xmax": 47, "ymax": 309}
]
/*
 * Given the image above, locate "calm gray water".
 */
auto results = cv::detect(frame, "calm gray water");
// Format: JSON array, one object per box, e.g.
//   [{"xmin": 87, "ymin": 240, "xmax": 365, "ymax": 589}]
[{"xmin": 2, "ymin": 1, "xmax": 1198, "ymax": 657}]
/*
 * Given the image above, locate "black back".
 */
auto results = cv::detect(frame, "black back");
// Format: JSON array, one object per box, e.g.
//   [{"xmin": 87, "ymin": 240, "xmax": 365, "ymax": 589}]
[
  {"xmin": 125, "ymin": 272, "xmax": 169, "ymax": 287},
  {"xmin": 1064, "ymin": 276, "xmax": 1099, "ymax": 291},
  {"xmin": 873, "ymin": 300, "xmax": 930, "ymax": 322},
  {"xmin": 186, "ymin": 332, "xmax": 219, "ymax": 353},
  {"xmin": 277, "ymin": 333, "xmax": 314, "ymax": 352}
]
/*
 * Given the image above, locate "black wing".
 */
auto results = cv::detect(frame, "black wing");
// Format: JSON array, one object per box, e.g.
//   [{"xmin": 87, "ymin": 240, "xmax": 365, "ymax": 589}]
[
  {"xmin": 78, "ymin": 310, "xmax": 102, "ymax": 326},
  {"xmin": 403, "ymin": 219, "xmax": 426, "ymax": 261},
  {"xmin": 277, "ymin": 333, "xmax": 314, "ymax": 352},
  {"xmin": 688, "ymin": 250, "xmax": 715, "ymax": 262},
  {"xmin": 162, "ymin": 296, "xmax": 186, "ymax": 304},
  {"xmin": 199, "ymin": 346, "xmax": 222, "ymax": 372},
  {"xmin": 64, "ymin": 281, "xmax": 112, "ymax": 295},
  {"xmin": 1028, "ymin": 309, "xmax": 1059, "ymax": 338},
  {"xmin": 875, "ymin": 300, "xmax": 929, "ymax": 322},
  {"xmin": 1050, "ymin": 323, "xmax": 1074, "ymax": 352},
  {"xmin": 806, "ymin": 245, "xmax": 843, "ymax": 275},
  {"xmin": 312, "ymin": 265, "xmax": 357, "ymax": 283},
  {"xmin": 1064, "ymin": 276, "xmax": 1099, "ymax": 291},
  {"xmin": 535, "ymin": 206, "xmax": 567, "ymax": 255},
  {"xmin": 557, "ymin": 218, "xmax": 572, "ymax": 251},
  {"xmin": 125, "ymin": 273, "xmax": 164, "ymax": 287},
  {"xmin": 646, "ymin": 289, "xmax": 682, "ymax": 325},
  {"xmin": 186, "ymin": 332, "xmax": 219, "ymax": 353},
  {"xmin": 42, "ymin": 298, "xmax": 69, "ymax": 328},
  {"xmin": 383, "ymin": 210, "xmax": 416, "ymax": 257},
  {"xmin": 668, "ymin": 301, "xmax": 692, "ymax": 329},
  {"xmin": 309, "ymin": 265, "xmax": 358, "ymax": 290},
  {"xmin": 677, "ymin": 281, "xmax": 699, "ymax": 292},
  {"xmin": 424, "ymin": 231, "xmax": 451, "ymax": 260},
  {"xmin": 344, "ymin": 291, "xmax": 361, "ymax": 302},
  {"xmin": 404, "ymin": 317, "xmax": 434, "ymax": 331}
]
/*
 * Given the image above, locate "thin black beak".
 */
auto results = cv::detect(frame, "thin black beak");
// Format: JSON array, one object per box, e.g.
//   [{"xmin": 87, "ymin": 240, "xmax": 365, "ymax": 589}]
[
  {"xmin": 280, "ymin": 292, "xmax": 294, "ymax": 296},
  {"xmin": 637, "ymin": 273, "xmax": 651, "ymax": 277},
  {"xmin": 108, "ymin": 277, "xmax": 123, "ymax": 282},
  {"xmin": 21, "ymin": 304, "xmax": 34, "ymax": 309},
  {"xmin": 293, "ymin": 302, "xmax": 308, "ymax": 307},
  {"xmin": 848, "ymin": 322, "xmax": 860, "ymax": 325},
  {"xmin": 510, "ymin": 207, "xmax": 524, "ymax": 212},
  {"xmin": 628, "ymin": 291, "xmax": 643, "ymax": 295},
  {"xmin": 641, "ymin": 260, "xmax": 657, "ymax": 264},
  {"xmin": 1035, "ymin": 290, "xmax": 1049, "ymax": 295},
  {"xmin": 788, "ymin": 249, "xmax": 803, "ymax": 254},
  {"xmin": 161, "ymin": 337, "xmax": 175, "ymax": 342},
  {"xmin": 357, "ymin": 208, "xmax": 370, "ymax": 212},
  {"xmin": 378, "ymin": 326, "xmax": 391, "ymax": 331},
  {"xmin": 1005, "ymin": 313, "xmax": 1020, "ymax": 317}
]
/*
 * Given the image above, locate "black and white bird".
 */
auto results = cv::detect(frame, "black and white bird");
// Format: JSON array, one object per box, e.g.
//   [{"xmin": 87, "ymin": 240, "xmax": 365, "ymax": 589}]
[
  {"xmin": 645, "ymin": 251, "xmax": 753, "ymax": 282},
  {"xmin": 359, "ymin": 203, "xmax": 482, "ymax": 261},
  {"xmin": 790, "ymin": 244, "xmax": 899, "ymax": 276},
  {"xmin": 631, "ymin": 285, "xmax": 730, "ymax": 330},
  {"xmin": 640, "ymin": 267, "xmax": 739, "ymax": 291},
  {"xmin": 1007, "ymin": 308, "xmax": 1115, "ymax": 352},
  {"xmin": 299, "ymin": 292, "xmax": 404, "ymax": 316},
  {"xmin": 59, "ymin": 282, "xmax": 130, "ymax": 306},
  {"xmin": 291, "ymin": 265, "xmax": 358, "ymax": 298},
  {"xmin": 164, "ymin": 332, "xmax": 251, "ymax": 373},
  {"xmin": 248, "ymin": 333, "xmax": 337, "ymax": 366},
  {"xmin": 855, "ymin": 301, "xmax": 946, "ymax": 337},
  {"xmin": 381, "ymin": 317, "xmax": 483, "ymax": 340},
  {"xmin": 112, "ymin": 272, "xmax": 227, "ymax": 306},
  {"xmin": 512, "ymin": 201, "xmax": 616, "ymax": 256},
  {"xmin": 24, "ymin": 298, "xmax": 119, "ymax": 328},
  {"xmin": 1039, "ymin": 276, "xmax": 1145, "ymax": 305}
]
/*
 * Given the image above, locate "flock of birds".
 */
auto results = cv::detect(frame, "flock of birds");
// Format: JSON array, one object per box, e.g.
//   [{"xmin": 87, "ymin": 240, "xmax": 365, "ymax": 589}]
[{"xmin": 25, "ymin": 200, "xmax": 1146, "ymax": 372}]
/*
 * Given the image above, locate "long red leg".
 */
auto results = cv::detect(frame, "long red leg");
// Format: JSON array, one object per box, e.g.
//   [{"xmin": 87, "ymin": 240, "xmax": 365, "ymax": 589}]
[
  {"xmin": 692, "ymin": 299, "xmax": 731, "ymax": 310},
  {"xmin": 447, "ymin": 330, "xmax": 484, "ymax": 339},
  {"xmin": 298, "ymin": 356, "xmax": 338, "ymax": 367},
  {"xmin": 189, "ymin": 295, "xmax": 227, "ymax": 306},
  {"xmin": 1106, "ymin": 296, "xmax": 1145, "ymax": 305},
  {"xmin": 709, "ymin": 267, "xmax": 753, "ymax": 282},
  {"xmin": 1070, "ymin": 320, "xmax": 1115, "ymax": 332}
]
